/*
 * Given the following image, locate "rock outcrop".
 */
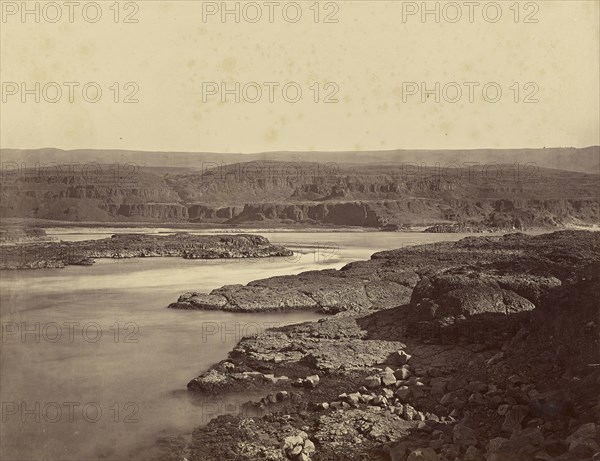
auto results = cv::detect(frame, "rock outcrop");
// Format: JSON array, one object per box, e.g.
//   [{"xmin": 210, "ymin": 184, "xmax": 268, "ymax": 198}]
[
  {"xmin": 0, "ymin": 233, "xmax": 292, "ymax": 270},
  {"xmin": 157, "ymin": 231, "xmax": 600, "ymax": 461},
  {"xmin": 2, "ymin": 160, "xmax": 598, "ymax": 229}
]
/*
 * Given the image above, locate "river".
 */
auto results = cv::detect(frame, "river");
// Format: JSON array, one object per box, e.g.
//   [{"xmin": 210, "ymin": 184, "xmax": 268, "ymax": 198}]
[{"xmin": 0, "ymin": 229, "xmax": 515, "ymax": 460}]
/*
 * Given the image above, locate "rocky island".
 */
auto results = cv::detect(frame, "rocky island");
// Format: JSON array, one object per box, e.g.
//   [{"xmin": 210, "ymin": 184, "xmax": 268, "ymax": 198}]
[
  {"xmin": 164, "ymin": 230, "xmax": 600, "ymax": 461},
  {"xmin": 0, "ymin": 232, "xmax": 292, "ymax": 270}
]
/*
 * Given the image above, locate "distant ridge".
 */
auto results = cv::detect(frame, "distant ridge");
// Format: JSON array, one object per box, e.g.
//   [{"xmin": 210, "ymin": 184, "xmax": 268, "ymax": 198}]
[
  {"xmin": 1, "ymin": 147, "xmax": 599, "ymax": 175},
  {"xmin": 1, "ymin": 152, "xmax": 598, "ymax": 228}
]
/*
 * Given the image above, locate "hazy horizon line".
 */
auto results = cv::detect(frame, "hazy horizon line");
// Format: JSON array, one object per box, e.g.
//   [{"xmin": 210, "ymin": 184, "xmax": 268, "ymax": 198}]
[{"xmin": 2, "ymin": 146, "xmax": 599, "ymax": 154}]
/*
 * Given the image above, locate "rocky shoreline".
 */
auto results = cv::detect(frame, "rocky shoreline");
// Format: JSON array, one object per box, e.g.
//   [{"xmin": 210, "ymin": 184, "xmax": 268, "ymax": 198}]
[
  {"xmin": 0, "ymin": 232, "xmax": 292, "ymax": 270},
  {"xmin": 161, "ymin": 231, "xmax": 600, "ymax": 461}
]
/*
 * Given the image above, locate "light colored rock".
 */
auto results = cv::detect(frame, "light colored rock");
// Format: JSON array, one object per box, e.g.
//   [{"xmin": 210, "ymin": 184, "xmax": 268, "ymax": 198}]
[
  {"xmin": 283, "ymin": 435, "xmax": 304, "ymax": 451},
  {"xmin": 364, "ymin": 375, "xmax": 382, "ymax": 389},
  {"xmin": 303, "ymin": 438, "xmax": 315, "ymax": 455},
  {"xmin": 382, "ymin": 372, "xmax": 397, "ymax": 386},
  {"xmin": 372, "ymin": 395, "xmax": 388, "ymax": 406},
  {"xmin": 347, "ymin": 393, "xmax": 361, "ymax": 405},
  {"xmin": 304, "ymin": 375, "xmax": 320, "ymax": 388},
  {"xmin": 403, "ymin": 404, "xmax": 417, "ymax": 420},
  {"xmin": 395, "ymin": 367, "xmax": 411, "ymax": 380}
]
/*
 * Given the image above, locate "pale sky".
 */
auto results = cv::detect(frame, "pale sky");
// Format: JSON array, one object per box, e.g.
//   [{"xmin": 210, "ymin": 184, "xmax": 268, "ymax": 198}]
[{"xmin": 1, "ymin": 0, "xmax": 598, "ymax": 152}]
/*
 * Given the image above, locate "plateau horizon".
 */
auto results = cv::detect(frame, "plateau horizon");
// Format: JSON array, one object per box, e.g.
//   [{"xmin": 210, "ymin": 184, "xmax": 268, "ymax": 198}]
[{"xmin": 0, "ymin": 160, "xmax": 544, "ymax": 185}]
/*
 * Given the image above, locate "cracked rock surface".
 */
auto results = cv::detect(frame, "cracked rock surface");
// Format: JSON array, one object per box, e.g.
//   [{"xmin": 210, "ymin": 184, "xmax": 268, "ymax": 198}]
[{"xmin": 157, "ymin": 231, "xmax": 600, "ymax": 461}]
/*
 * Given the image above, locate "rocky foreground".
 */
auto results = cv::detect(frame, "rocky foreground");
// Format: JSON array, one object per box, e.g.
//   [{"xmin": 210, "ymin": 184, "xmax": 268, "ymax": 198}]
[
  {"xmin": 163, "ymin": 231, "xmax": 600, "ymax": 461},
  {"xmin": 0, "ymin": 232, "xmax": 292, "ymax": 269}
]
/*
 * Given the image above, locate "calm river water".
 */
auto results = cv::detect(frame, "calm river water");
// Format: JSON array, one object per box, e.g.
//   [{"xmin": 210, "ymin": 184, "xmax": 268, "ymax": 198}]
[{"xmin": 0, "ymin": 229, "xmax": 511, "ymax": 460}]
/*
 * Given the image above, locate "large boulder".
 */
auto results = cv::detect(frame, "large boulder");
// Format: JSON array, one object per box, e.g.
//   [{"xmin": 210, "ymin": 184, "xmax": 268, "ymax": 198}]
[{"xmin": 410, "ymin": 270, "xmax": 543, "ymax": 319}]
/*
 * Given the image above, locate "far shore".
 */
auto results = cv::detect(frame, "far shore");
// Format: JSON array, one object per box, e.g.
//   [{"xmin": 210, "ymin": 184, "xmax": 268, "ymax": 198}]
[{"xmin": 2, "ymin": 218, "xmax": 598, "ymax": 234}]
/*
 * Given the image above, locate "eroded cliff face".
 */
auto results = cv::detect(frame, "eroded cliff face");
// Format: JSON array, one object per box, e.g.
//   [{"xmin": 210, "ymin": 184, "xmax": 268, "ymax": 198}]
[
  {"xmin": 0, "ymin": 167, "xmax": 183, "ymax": 221},
  {"xmin": 110, "ymin": 203, "xmax": 189, "ymax": 220},
  {"xmin": 1, "ymin": 162, "xmax": 598, "ymax": 228},
  {"xmin": 186, "ymin": 198, "xmax": 599, "ymax": 229}
]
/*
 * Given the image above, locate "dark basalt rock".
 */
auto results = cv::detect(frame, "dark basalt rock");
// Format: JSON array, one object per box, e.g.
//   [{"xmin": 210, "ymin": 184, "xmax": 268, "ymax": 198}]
[
  {"xmin": 172, "ymin": 231, "xmax": 600, "ymax": 461},
  {"xmin": 0, "ymin": 233, "xmax": 292, "ymax": 270}
]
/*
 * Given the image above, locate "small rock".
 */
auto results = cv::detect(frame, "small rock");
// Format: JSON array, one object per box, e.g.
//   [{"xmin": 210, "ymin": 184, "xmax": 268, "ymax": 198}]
[
  {"xmin": 395, "ymin": 367, "xmax": 411, "ymax": 380},
  {"xmin": 303, "ymin": 438, "xmax": 315, "ymax": 455},
  {"xmin": 382, "ymin": 372, "xmax": 397, "ymax": 386},
  {"xmin": 304, "ymin": 375, "xmax": 320, "ymax": 388},
  {"xmin": 497, "ymin": 404, "xmax": 510, "ymax": 416},
  {"xmin": 372, "ymin": 395, "xmax": 388, "ymax": 406},
  {"xmin": 407, "ymin": 447, "xmax": 440, "ymax": 461},
  {"xmin": 397, "ymin": 350, "xmax": 412, "ymax": 365},
  {"xmin": 441, "ymin": 443, "xmax": 460, "ymax": 460},
  {"xmin": 276, "ymin": 391, "xmax": 289, "ymax": 401},
  {"xmin": 364, "ymin": 375, "xmax": 382, "ymax": 389},
  {"xmin": 508, "ymin": 374, "xmax": 527, "ymax": 385},
  {"xmin": 396, "ymin": 386, "xmax": 411, "ymax": 402},
  {"xmin": 468, "ymin": 392, "xmax": 485, "ymax": 405},
  {"xmin": 453, "ymin": 423, "xmax": 478, "ymax": 447},
  {"xmin": 567, "ymin": 422, "xmax": 598, "ymax": 451},
  {"xmin": 403, "ymin": 404, "xmax": 417, "ymax": 420},
  {"xmin": 464, "ymin": 445, "xmax": 485, "ymax": 461},
  {"xmin": 486, "ymin": 351, "xmax": 504, "ymax": 365},
  {"xmin": 347, "ymin": 393, "xmax": 361, "ymax": 406},
  {"xmin": 466, "ymin": 381, "xmax": 488, "ymax": 393},
  {"xmin": 440, "ymin": 391, "xmax": 455, "ymax": 406},
  {"xmin": 283, "ymin": 435, "xmax": 303, "ymax": 450},
  {"xmin": 330, "ymin": 401, "xmax": 344, "ymax": 411},
  {"xmin": 501, "ymin": 405, "xmax": 528, "ymax": 432}
]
